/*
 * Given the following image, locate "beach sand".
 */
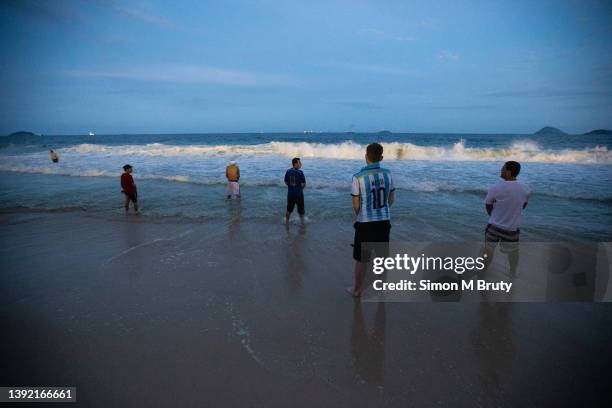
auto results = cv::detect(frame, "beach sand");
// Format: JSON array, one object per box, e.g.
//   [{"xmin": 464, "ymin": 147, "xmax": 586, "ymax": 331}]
[{"xmin": 1, "ymin": 211, "xmax": 612, "ymax": 407}]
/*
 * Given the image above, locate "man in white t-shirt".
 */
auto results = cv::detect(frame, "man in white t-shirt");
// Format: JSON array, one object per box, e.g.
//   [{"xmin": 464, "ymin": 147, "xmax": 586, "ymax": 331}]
[{"xmin": 483, "ymin": 161, "xmax": 531, "ymax": 274}]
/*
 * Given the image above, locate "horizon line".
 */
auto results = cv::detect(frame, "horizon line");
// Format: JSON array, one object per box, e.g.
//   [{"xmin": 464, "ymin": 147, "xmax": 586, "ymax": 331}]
[{"xmin": 3, "ymin": 129, "xmax": 609, "ymax": 137}]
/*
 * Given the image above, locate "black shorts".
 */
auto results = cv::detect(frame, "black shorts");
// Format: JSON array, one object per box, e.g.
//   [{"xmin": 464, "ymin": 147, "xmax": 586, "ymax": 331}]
[
  {"xmin": 353, "ymin": 220, "xmax": 391, "ymax": 262},
  {"xmin": 485, "ymin": 224, "xmax": 519, "ymax": 242},
  {"xmin": 287, "ymin": 195, "xmax": 305, "ymax": 214},
  {"xmin": 485, "ymin": 224, "xmax": 519, "ymax": 253},
  {"xmin": 124, "ymin": 192, "xmax": 138, "ymax": 203}
]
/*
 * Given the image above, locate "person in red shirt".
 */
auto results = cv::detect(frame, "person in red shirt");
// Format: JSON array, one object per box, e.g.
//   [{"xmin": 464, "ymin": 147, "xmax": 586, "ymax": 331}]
[{"xmin": 121, "ymin": 164, "xmax": 139, "ymax": 213}]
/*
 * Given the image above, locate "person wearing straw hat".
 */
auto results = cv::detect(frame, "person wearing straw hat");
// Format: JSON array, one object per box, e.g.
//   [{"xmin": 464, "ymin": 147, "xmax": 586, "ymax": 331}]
[{"xmin": 226, "ymin": 160, "xmax": 241, "ymax": 199}]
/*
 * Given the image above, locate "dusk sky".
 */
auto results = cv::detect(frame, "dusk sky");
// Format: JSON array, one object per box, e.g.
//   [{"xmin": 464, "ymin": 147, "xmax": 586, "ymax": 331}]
[{"xmin": 1, "ymin": 0, "xmax": 611, "ymax": 135}]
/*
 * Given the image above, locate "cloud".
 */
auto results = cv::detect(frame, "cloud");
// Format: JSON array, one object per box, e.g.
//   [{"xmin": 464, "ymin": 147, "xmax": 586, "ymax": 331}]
[
  {"xmin": 416, "ymin": 18, "xmax": 437, "ymax": 29},
  {"xmin": 590, "ymin": 63, "xmax": 612, "ymax": 87},
  {"xmin": 2, "ymin": 0, "xmax": 80, "ymax": 23},
  {"xmin": 429, "ymin": 103, "xmax": 500, "ymax": 110},
  {"xmin": 111, "ymin": 5, "xmax": 173, "ymax": 28},
  {"xmin": 483, "ymin": 87, "xmax": 612, "ymax": 98},
  {"xmin": 103, "ymin": 35, "xmax": 134, "ymax": 45},
  {"xmin": 495, "ymin": 51, "xmax": 540, "ymax": 73},
  {"xmin": 362, "ymin": 28, "xmax": 416, "ymax": 42},
  {"xmin": 437, "ymin": 50, "xmax": 460, "ymax": 61},
  {"xmin": 324, "ymin": 62, "xmax": 419, "ymax": 77},
  {"xmin": 3, "ymin": 0, "xmax": 173, "ymax": 28},
  {"xmin": 566, "ymin": 101, "xmax": 612, "ymax": 109},
  {"xmin": 63, "ymin": 65, "xmax": 301, "ymax": 87},
  {"xmin": 576, "ymin": 15, "xmax": 590, "ymax": 24},
  {"xmin": 355, "ymin": 64, "xmax": 417, "ymax": 76},
  {"xmin": 332, "ymin": 101, "xmax": 384, "ymax": 110},
  {"xmin": 96, "ymin": 0, "xmax": 174, "ymax": 28}
]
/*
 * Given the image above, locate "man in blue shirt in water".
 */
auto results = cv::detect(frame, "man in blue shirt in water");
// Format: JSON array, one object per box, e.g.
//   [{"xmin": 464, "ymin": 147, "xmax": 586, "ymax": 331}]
[
  {"xmin": 285, "ymin": 157, "xmax": 306, "ymax": 223},
  {"xmin": 347, "ymin": 143, "xmax": 395, "ymax": 298}
]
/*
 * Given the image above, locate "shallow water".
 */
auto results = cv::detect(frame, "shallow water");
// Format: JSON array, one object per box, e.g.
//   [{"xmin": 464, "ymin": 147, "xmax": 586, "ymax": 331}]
[{"xmin": 1, "ymin": 132, "xmax": 611, "ymax": 240}]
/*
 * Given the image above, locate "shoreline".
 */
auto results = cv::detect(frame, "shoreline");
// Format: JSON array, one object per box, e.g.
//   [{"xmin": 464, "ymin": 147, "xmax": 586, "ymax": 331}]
[{"xmin": 3, "ymin": 167, "xmax": 612, "ymax": 245}]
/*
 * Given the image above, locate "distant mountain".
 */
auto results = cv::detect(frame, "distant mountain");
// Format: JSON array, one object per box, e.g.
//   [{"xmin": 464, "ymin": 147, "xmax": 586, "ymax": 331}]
[
  {"xmin": 583, "ymin": 129, "xmax": 612, "ymax": 135},
  {"xmin": 3, "ymin": 131, "xmax": 40, "ymax": 143},
  {"xmin": 534, "ymin": 126, "xmax": 566, "ymax": 135},
  {"xmin": 6, "ymin": 131, "xmax": 38, "ymax": 137}
]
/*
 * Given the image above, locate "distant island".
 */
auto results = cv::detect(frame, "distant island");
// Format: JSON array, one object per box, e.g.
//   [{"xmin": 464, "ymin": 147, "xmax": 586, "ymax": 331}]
[
  {"xmin": 377, "ymin": 130, "xmax": 393, "ymax": 135},
  {"xmin": 6, "ymin": 131, "xmax": 38, "ymax": 138},
  {"xmin": 2, "ymin": 131, "xmax": 41, "ymax": 143},
  {"xmin": 534, "ymin": 126, "xmax": 566, "ymax": 135},
  {"xmin": 583, "ymin": 129, "xmax": 612, "ymax": 135}
]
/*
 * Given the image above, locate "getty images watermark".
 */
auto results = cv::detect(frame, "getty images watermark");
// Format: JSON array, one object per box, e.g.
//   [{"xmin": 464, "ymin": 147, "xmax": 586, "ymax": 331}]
[{"xmin": 359, "ymin": 242, "xmax": 612, "ymax": 302}]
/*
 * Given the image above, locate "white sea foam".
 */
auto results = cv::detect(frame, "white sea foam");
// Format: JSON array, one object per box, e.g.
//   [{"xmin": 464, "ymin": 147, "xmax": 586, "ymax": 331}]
[
  {"xmin": 1, "ymin": 139, "xmax": 610, "ymax": 204},
  {"xmin": 0, "ymin": 164, "xmax": 115, "ymax": 177},
  {"xmin": 56, "ymin": 140, "xmax": 612, "ymax": 164}
]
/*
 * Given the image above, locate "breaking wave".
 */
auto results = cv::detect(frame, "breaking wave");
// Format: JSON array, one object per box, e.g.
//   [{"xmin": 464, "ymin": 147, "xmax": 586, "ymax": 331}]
[{"xmin": 57, "ymin": 140, "xmax": 612, "ymax": 164}]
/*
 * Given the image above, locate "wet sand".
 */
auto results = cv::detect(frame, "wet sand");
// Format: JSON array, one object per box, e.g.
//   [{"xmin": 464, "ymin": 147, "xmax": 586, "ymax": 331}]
[{"xmin": 1, "ymin": 210, "xmax": 612, "ymax": 407}]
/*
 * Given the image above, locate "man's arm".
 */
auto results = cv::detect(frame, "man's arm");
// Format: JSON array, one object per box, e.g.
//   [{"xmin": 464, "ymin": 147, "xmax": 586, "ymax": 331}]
[
  {"xmin": 284, "ymin": 171, "xmax": 289, "ymax": 186},
  {"xmin": 225, "ymin": 167, "xmax": 229, "ymax": 180},
  {"xmin": 523, "ymin": 189, "xmax": 530, "ymax": 210},
  {"xmin": 484, "ymin": 186, "xmax": 495, "ymax": 216},
  {"xmin": 388, "ymin": 173, "xmax": 395, "ymax": 207},
  {"xmin": 351, "ymin": 175, "xmax": 360, "ymax": 215},
  {"xmin": 237, "ymin": 167, "xmax": 240, "ymax": 181},
  {"xmin": 352, "ymin": 196, "xmax": 360, "ymax": 216},
  {"xmin": 300, "ymin": 171, "xmax": 306, "ymax": 189}
]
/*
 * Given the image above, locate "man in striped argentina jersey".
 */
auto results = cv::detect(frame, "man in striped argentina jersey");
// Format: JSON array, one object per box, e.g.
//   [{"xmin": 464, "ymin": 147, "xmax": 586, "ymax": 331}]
[{"xmin": 346, "ymin": 143, "xmax": 395, "ymax": 298}]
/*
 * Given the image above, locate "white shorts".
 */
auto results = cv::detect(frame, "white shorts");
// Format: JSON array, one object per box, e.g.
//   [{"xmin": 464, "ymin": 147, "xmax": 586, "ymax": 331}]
[{"xmin": 227, "ymin": 181, "xmax": 240, "ymax": 196}]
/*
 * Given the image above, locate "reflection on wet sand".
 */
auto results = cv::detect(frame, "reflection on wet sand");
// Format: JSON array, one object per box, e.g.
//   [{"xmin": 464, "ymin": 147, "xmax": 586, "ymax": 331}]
[
  {"xmin": 3, "ymin": 213, "xmax": 612, "ymax": 406},
  {"xmin": 483, "ymin": 240, "xmax": 520, "ymax": 278},
  {"xmin": 283, "ymin": 223, "xmax": 306, "ymax": 295},
  {"xmin": 471, "ymin": 303, "xmax": 514, "ymax": 403},
  {"xmin": 351, "ymin": 301, "xmax": 386, "ymax": 388},
  {"xmin": 227, "ymin": 199, "xmax": 242, "ymax": 239},
  {"xmin": 122, "ymin": 219, "xmax": 144, "ymax": 285}
]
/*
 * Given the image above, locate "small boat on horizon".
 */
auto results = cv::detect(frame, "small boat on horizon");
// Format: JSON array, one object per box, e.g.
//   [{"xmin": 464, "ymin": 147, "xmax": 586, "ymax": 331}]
[{"xmin": 89, "ymin": 132, "xmax": 95, "ymax": 136}]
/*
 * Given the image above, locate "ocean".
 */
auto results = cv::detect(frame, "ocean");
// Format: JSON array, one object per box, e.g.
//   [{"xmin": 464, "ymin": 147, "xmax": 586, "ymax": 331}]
[{"xmin": 1, "ymin": 132, "xmax": 611, "ymax": 241}]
